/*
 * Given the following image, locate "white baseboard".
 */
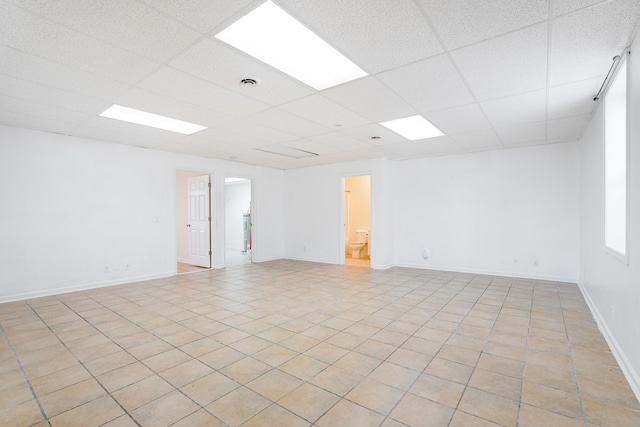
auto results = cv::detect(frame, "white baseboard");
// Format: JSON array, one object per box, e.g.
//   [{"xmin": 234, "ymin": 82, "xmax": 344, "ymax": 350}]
[
  {"xmin": 0, "ymin": 272, "xmax": 175, "ymax": 304},
  {"xmin": 576, "ymin": 280, "xmax": 640, "ymax": 403},
  {"xmin": 393, "ymin": 262, "xmax": 578, "ymax": 284}
]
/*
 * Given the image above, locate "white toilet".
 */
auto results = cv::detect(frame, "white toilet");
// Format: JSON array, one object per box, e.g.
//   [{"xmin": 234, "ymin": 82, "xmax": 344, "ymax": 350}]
[{"xmin": 349, "ymin": 230, "xmax": 369, "ymax": 258}]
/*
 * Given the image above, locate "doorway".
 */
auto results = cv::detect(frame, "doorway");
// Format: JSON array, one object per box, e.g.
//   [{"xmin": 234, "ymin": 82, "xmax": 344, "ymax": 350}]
[
  {"xmin": 225, "ymin": 177, "xmax": 252, "ymax": 267},
  {"xmin": 343, "ymin": 175, "xmax": 371, "ymax": 267},
  {"xmin": 176, "ymin": 171, "xmax": 211, "ymax": 274}
]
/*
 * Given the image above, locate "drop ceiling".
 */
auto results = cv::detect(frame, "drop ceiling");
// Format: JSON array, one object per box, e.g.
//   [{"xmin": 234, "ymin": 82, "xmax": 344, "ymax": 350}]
[{"xmin": 1, "ymin": 0, "xmax": 638, "ymax": 169}]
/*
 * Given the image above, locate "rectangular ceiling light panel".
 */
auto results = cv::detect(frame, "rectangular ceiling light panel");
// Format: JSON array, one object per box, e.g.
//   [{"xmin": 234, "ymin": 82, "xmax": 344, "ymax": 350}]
[
  {"xmin": 380, "ymin": 115, "xmax": 444, "ymax": 140},
  {"xmin": 215, "ymin": 0, "xmax": 367, "ymax": 90},
  {"xmin": 99, "ymin": 105, "xmax": 207, "ymax": 135}
]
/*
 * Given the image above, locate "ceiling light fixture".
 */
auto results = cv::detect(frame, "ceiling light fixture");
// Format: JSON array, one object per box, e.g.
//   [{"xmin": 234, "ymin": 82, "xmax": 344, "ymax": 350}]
[
  {"xmin": 99, "ymin": 105, "xmax": 207, "ymax": 135},
  {"xmin": 255, "ymin": 144, "xmax": 318, "ymax": 158},
  {"xmin": 379, "ymin": 115, "xmax": 444, "ymax": 140},
  {"xmin": 215, "ymin": 0, "xmax": 367, "ymax": 90}
]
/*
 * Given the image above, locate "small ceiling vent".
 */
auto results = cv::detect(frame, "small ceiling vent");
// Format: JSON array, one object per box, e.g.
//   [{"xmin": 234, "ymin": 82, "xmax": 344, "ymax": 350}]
[{"xmin": 240, "ymin": 78, "xmax": 259, "ymax": 86}]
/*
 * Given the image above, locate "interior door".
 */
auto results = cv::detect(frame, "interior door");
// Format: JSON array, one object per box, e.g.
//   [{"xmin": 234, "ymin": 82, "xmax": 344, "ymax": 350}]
[{"xmin": 187, "ymin": 175, "xmax": 211, "ymax": 268}]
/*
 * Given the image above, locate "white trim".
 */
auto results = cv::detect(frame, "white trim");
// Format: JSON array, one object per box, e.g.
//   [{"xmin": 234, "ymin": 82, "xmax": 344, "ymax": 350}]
[
  {"xmin": 0, "ymin": 272, "xmax": 175, "ymax": 304},
  {"xmin": 577, "ymin": 279, "xmax": 640, "ymax": 403}
]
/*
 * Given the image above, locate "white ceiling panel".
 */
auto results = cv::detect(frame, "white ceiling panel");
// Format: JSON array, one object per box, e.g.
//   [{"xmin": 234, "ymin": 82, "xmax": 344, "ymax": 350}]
[
  {"xmin": 553, "ymin": 0, "xmax": 612, "ymax": 17},
  {"xmin": 480, "ymin": 90, "xmax": 547, "ymax": 128},
  {"xmin": 379, "ymin": 141, "xmax": 431, "ymax": 160},
  {"xmin": 378, "ymin": 54, "xmax": 475, "ymax": 113},
  {"xmin": 0, "ymin": 110, "xmax": 78, "ymax": 135},
  {"xmin": 216, "ymin": 119, "xmax": 297, "ymax": 144},
  {"xmin": 75, "ymin": 116, "xmax": 183, "ymax": 144},
  {"xmin": 322, "ymin": 77, "xmax": 416, "ymax": 123},
  {"xmin": 72, "ymin": 125, "xmax": 169, "ymax": 148},
  {"xmin": 339, "ymin": 124, "xmax": 406, "ymax": 146},
  {"xmin": 548, "ymin": 77, "xmax": 601, "ymax": 119},
  {"xmin": 496, "ymin": 122, "xmax": 547, "ymax": 145},
  {"xmin": 550, "ymin": 0, "xmax": 640, "ymax": 86},
  {"xmin": 414, "ymin": 136, "xmax": 466, "ymax": 156},
  {"xmin": 453, "ymin": 129, "xmax": 504, "ymax": 151},
  {"xmin": 5, "ymin": 0, "xmax": 202, "ymax": 63},
  {"xmin": 418, "ymin": 0, "xmax": 548, "ymax": 49},
  {"xmin": 114, "ymin": 88, "xmax": 232, "ymax": 128},
  {"xmin": 279, "ymin": 0, "xmax": 443, "ymax": 74},
  {"xmin": 169, "ymin": 38, "xmax": 314, "ymax": 106},
  {"xmin": 140, "ymin": 0, "xmax": 256, "ymax": 33},
  {"xmin": 279, "ymin": 94, "xmax": 369, "ymax": 130},
  {"xmin": 248, "ymin": 108, "xmax": 332, "ymax": 137},
  {"xmin": 194, "ymin": 127, "xmax": 266, "ymax": 149},
  {"xmin": 452, "ymin": 23, "xmax": 548, "ymax": 101},
  {"xmin": 547, "ymin": 115, "xmax": 590, "ymax": 140},
  {"xmin": 309, "ymin": 132, "xmax": 371, "ymax": 151},
  {"xmin": 0, "ymin": 46, "xmax": 130, "ymax": 101},
  {"xmin": 424, "ymin": 104, "xmax": 492, "ymax": 135},
  {"xmin": 284, "ymin": 139, "xmax": 343, "ymax": 156},
  {"xmin": 139, "ymin": 67, "xmax": 270, "ymax": 117},
  {"xmin": 0, "ymin": 95, "xmax": 91, "ymax": 125},
  {"xmin": 0, "ymin": 2, "xmax": 159, "ymax": 84}
]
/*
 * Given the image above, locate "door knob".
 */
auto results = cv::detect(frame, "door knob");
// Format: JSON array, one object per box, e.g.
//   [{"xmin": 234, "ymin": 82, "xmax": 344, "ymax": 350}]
[{"xmin": 186, "ymin": 224, "xmax": 191, "ymax": 227}]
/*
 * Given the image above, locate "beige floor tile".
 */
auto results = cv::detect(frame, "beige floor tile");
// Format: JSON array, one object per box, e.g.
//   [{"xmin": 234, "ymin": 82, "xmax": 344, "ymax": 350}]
[
  {"xmin": 39, "ymin": 378, "xmax": 106, "ymax": 418},
  {"xmin": 242, "ymin": 404, "xmax": 310, "ymax": 427},
  {"xmin": 425, "ymin": 357, "xmax": 474, "ymax": 385},
  {"xmin": 206, "ymin": 386, "xmax": 271, "ymax": 427},
  {"xmin": 524, "ymin": 363, "xmax": 576, "ymax": 392},
  {"xmin": 409, "ymin": 373, "xmax": 465, "ymax": 408},
  {"xmin": 0, "ymin": 383, "xmax": 34, "ymax": 412},
  {"xmin": 130, "ymin": 390, "xmax": 198, "ymax": 427},
  {"xmin": 0, "ymin": 398, "xmax": 44, "ymax": 427},
  {"xmin": 475, "ymin": 353, "xmax": 524, "ymax": 378},
  {"xmin": 582, "ymin": 397, "xmax": 640, "ymax": 427},
  {"xmin": 577, "ymin": 375, "xmax": 640, "ymax": 409},
  {"xmin": 304, "ymin": 342, "xmax": 349, "ymax": 364},
  {"xmin": 278, "ymin": 383, "xmax": 340, "ymax": 423},
  {"xmin": 521, "ymin": 381, "xmax": 583, "ymax": 419},
  {"xmin": 458, "ymin": 387, "xmax": 519, "ymax": 427},
  {"xmin": 101, "ymin": 415, "xmax": 139, "ymax": 427},
  {"xmin": 518, "ymin": 403, "xmax": 585, "ymax": 427},
  {"xmin": 468, "ymin": 368, "xmax": 522, "ymax": 401},
  {"xmin": 326, "ymin": 332, "xmax": 367, "ymax": 350},
  {"xmin": 97, "ymin": 361, "xmax": 153, "ymax": 392},
  {"xmin": 386, "ymin": 348, "xmax": 432, "ymax": 371},
  {"xmin": 333, "ymin": 352, "xmax": 381, "ymax": 377},
  {"xmin": 389, "ymin": 393, "xmax": 454, "ymax": 427},
  {"xmin": 246, "ymin": 369, "xmax": 303, "ymax": 401},
  {"xmin": 279, "ymin": 354, "xmax": 328, "ymax": 381},
  {"xmin": 309, "ymin": 365, "xmax": 364, "ymax": 396},
  {"xmin": 178, "ymin": 337, "xmax": 224, "ymax": 358},
  {"xmin": 170, "ymin": 409, "xmax": 226, "ymax": 427},
  {"xmin": 112, "ymin": 375, "xmax": 175, "ymax": 412},
  {"xmin": 127, "ymin": 339, "xmax": 173, "ymax": 360},
  {"xmin": 354, "ymin": 339, "xmax": 397, "ymax": 360},
  {"xmin": 199, "ymin": 346, "xmax": 246, "ymax": 370},
  {"xmin": 228, "ymin": 335, "xmax": 272, "ymax": 355},
  {"xmin": 252, "ymin": 344, "xmax": 298, "ymax": 367},
  {"xmin": 29, "ymin": 362, "xmax": 91, "ymax": 397},
  {"xmin": 159, "ymin": 358, "xmax": 213, "ymax": 387},
  {"xmin": 437, "ymin": 344, "xmax": 481, "ymax": 366},
  {"xmin": 367, "ymin": 361, "xmax": 420, "ymax": 390},
  {"xmin": 84, "ymin": 350, "xmax": 136, "ymax": 376},
  {"xmin": 346, "ymin": 378, "xmax": 404, "ymax": 415},
  {"xmin": 279, "ymin": 334, "xmax": 321, "ymax": 353},
  {"xmin": 180, "ymin": 372, "xmax": 239, "ymax": 406},
  {"xmin": 449, "ymin": 410, "xmax": 502, "ymax": 427},
  {"xmin": 49, "ymin": 395, "xmax": 124, "ymax": 427},
  {"xmin": 316, "ymin": 399, "xmax": 385, "ymax": 427},
  {"xmin": 220, "ymin": 357, "xmax": 271, "ymax": 384},
  {"xmin": 401, "ymin": 336, "xmax": 443, "ymax": 355}
]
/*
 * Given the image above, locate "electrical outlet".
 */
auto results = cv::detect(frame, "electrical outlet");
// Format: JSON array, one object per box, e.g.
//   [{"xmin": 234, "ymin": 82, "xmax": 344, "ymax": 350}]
[
  {"xmin": 303, "ymin": 246, "xmax": 307, "ymax": 252},
  {"xmin": 422, "ymin": 249, "xmax": 430, "ymax": 259},
  {"xmin": 533, "ymin": 259, "xmax": 539, "ymax": 267},
  {"xmin": 125, "ymin": 263, "xmax": 131, "ymax": 271}
]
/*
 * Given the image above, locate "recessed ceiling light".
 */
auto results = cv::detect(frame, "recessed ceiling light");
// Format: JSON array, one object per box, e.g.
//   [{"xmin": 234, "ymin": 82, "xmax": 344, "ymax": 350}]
[
  {"xmin": 215, "ymin": 0, "xmax": 367, "ymax": 90},
  {"xmin": 99, "ymin": 105, "xmax": 207, "ymax": 135},
  {"xmin": 379, "ymin": 115, "xmax": 444, "ymax": 140},
  {"xmin": 240, "ymin": 78, "xmax": 259, "ymax": 86},
  {"xmin": 255, "ymin": 144, "xmax": 318, "ymax": 158}
]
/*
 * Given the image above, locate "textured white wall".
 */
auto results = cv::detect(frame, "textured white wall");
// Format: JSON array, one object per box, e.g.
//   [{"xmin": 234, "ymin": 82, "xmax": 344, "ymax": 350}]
[
  {"xmin": 0, "ymin": 125, "xmax": 284, "ymax": 302},
  {"xmin": 579, "ymin": 46, "xmax": 640, "ymax": 398}
]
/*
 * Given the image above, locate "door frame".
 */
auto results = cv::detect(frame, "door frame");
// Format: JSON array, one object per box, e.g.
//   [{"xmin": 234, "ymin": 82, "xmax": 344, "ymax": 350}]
[
  {"xmin": 224, "ymin": 174, "xmax": 255, "ymax": 267},
  {"xmin": 175, "ymin": 169, "xmax": 214, "ymax": 274},
  {"xmin": 339, "ymin": 172, "xmax": 373, "ymax": 266}
]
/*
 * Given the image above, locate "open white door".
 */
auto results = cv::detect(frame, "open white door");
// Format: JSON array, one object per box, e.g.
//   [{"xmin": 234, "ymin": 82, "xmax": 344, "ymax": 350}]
[{"xmin": 187, "ymin": 175, "xmax": 211, "ymax": 268}]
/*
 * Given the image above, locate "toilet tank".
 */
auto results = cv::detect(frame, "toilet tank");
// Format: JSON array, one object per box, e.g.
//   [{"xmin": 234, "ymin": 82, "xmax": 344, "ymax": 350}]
[{"xmin": 355, "ymin": 230, "xmax": 369, "ymax": 243}]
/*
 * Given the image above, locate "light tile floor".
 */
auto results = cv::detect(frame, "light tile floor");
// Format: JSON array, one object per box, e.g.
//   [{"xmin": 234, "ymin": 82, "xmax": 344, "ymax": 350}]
[{"xmin": 1, "ymin": 260, "xmax": 639, "ymax": 426}]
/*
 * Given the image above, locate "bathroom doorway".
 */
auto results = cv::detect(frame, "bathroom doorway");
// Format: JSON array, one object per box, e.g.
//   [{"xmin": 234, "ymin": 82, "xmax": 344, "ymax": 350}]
[
  {"xmin": 343, "ymin": 175, "xmax": 371, "ymax": 267},
  {"xmin": 225, "ymin": 177, "xmax": 252, "ymax": 267}
]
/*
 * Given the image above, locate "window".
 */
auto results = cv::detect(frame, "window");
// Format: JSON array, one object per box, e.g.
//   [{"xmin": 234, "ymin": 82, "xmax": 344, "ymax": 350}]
[{"xmin": 604, "ymin": 57, "xmax": 628, "ymax": 260}]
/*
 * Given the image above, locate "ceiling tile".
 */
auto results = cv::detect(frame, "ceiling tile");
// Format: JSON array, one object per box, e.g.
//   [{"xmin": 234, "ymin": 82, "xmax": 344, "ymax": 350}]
[
  {"xmin": 309, "ymin": 132, "xmax": 371, "ymax": 151},
  {"xmin": 414, "ymin": 136, "xmax": 466, "ymax": 156},
  {"xmin": 0, "ymin": 94, "xmax": 91, "ymax": 125},
  {"xmin": 0, "ymin": 110, "xmax": 78, "ymax": 135},
  {"xmin": 138, "ymin": 67, "xmax": 270, "ymax": 117},
  {"xmin": 0, "ymin": 2, "xmax": 159, "ymax": 84},
  {"xmin": 550, "ymin": 0, "xmax": 640, "ymax": 86},
  {"xmin": 279, "ymin": 94, "xmax": 369, "ymax": 130},
  {"xmin": 547, "ymin": 115, "xmax": 589, "ymax": 140},
  {"xmin": 480, "ymin": 90, "xmax": 547, "ymax": 128},
  {"xmin": 452, "ymin": 129, "xmax": 504, "ymax": 151},
  {"xmin": 378, "ymin": 54, "xmax": 475, "ymax": 113},
  {"xmin": 548, "ymin": 77, "xmax": 601, "ymax": 119},
  {"xmin": 495, "ymin": 121, "xmax": 546, "ymax": 145},
  {"xmin": 140, "ymin": 0, "xmax": 256, "ymax": 33},
  {"xmin": 248, "ymin": 108, "xmax": 332, "ymax": 137},
  {"xmin": 5, "ymin": 0, "xmax": 201, "ymax": 63},
  {"xmin": 424, "ymin": 103, "xmax": 492, "ymax": 135},
  {"xmin": 339, "ymin": 124, "xmax": 406, "ymax": 145},
  {"xmin": 0, "ymin": 46, "xmax": 131, "ymax": 101},
  {"xmin": 279, "ymin": 0, "xmax": 443, "ymax": 74},
  {"xmin": 284, "ymin": 139, "xmax": 343, "ymax": 155},
  {"xmin": 114, "ymin": 88, "xmax": 232, "ymax": 128},
  {"xmin": 553, "ymin": 0, "xmax": 612, "ymax": 17},
  {"xmin": 378, "ymin": 141, "xmax": 431, "ymax": 160},
  {"xmin": 452, "ymin": 23, "xmax": 548, "ymax": 101},
  {"xmin": 194, "ymin": 127, "xmax": 266, "ymax": 149},
  {"xmin": 169, "ymin": 38, "xmax": 314, "ymax": 106},
  {"xmin": 72, "ymin": 125, "xmax": 169, "ymax": 148},
  {"xmin": 75, "ymin": 116, "xmax": 183, "ymax": 143},
  {"xmin": 216, "ymin": 119, "xmax": 297, "ymax": 144},
  {"xmin": 418, "ymin": 0, "xmax": 548, "ymax": 49},
  {"xmin": 322, "ymin": 76, "xmax": 416, "ymax": 122}
]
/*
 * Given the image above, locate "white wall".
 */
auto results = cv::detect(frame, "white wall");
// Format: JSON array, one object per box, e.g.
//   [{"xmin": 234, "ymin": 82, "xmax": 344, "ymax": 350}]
[
  {"xmin": 284, "ymin": 158, "xmax": 394, "ymax": 268},
  {"xmin": 176, "ymin": 170, "xmax": 203, "ymax": 262},
  {"xmin": 579, "ymin": 45, "xmax": 640, "ymax": 398},
  {"xmin": 393, "ymin": 143, "xmax": 580, "ymax": 281},
  {"xmin": 0, "ymin": 125, "xmax": 284, "ymax": 302},
  {"xmin": 225, "ymin": 181, "xmax": 251, "ymax": 251}
]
